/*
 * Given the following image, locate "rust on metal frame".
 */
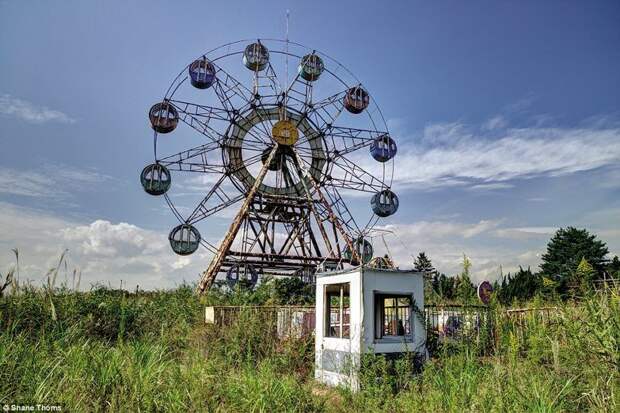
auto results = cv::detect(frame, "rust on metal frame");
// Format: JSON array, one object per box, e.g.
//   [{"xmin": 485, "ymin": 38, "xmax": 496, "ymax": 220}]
[{"xmin": 197, "ymin": 144, "xmax": 280, "ymax": 293}]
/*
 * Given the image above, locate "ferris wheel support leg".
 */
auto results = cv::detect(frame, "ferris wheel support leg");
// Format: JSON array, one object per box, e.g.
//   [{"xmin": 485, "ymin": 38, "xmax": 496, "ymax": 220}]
[
  {"xmin": 197, "ymin": 144, "xmax": 280, "ymax": 294},
  {"xmin": 291, "ymin": 150, "xmax": 361, "ymax": 266},
  {"xmin": 292, "ymin": 162, "xmax": 336, "ymax": 258}
]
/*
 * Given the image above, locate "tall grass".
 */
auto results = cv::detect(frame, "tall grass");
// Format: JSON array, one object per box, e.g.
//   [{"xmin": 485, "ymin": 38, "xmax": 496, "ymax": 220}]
[
  {"xmin": 0, "ymin": 285, "xmax": 321, "ymax": 412},
  {"xmin": 0, "ymin": 281, "xmax": 618, "ymax": 412},
  {"xmin": 340, "ymin": 290, "xmax": 619, "ymax": 412}
]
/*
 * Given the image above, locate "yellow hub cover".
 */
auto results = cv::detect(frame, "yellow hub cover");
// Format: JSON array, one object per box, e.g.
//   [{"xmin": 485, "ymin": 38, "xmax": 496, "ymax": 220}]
[{"xmin": 271, "ymin": 120, "xmax": 299, "ymax": 146}]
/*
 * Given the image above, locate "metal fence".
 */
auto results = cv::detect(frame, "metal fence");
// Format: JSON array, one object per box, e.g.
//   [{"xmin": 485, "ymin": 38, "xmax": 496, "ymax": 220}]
[
  {"xmin": 423, "ymin": 304, "xmax": 495, "ymax": 354},
  {"xmin": 205, "ymin": 305, "xmax": 316, "ymax": 339},
  {"xmin": 205, "ymin": 304, "xmax": 495, "ymax": 350}
]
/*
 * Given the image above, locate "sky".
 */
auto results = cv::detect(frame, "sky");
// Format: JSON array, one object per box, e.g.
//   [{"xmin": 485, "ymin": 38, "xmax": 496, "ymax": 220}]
[{"xmin": 1, "ymin": 0, "xmax": 619, "ymax": 289}]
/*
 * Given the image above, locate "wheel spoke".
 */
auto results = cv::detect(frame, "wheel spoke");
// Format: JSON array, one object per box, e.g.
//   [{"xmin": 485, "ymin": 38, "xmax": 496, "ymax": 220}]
[
  {"xmin": 158, "ymin": 141, "xmax": 225, "ymax": 173},
  {"xmin": 187, "ymin": 174, "xmax": 244, "ymax": 224},
  {"xmin": 252, "ymin": 63, "xmax": 282, "ymax": 99},
  {"xmin": 296, "ymin": 125, "xmax": 387, "ymax": 158},
  {"xmin": 212, "ymin": 64, "xmax": 254, "ymax": 113},
  {"xmin": 319, "ymin": 184, "xmax": 361, "ymax": 236},
  {"xmin": 325, "ymin": 155, "xmax": 390, "ymax": 193},
  {"xmin": 168, "ymin": 100, "xmax": 229, "ymax": 145},
  {"xmin": 302, "ymin": 89, "xmax": 347, "ymax": 130},
  {"xmin": 282, "ymin": 72, "xmax": 314, "ymax": 111},
  {"xmin": 324, "ymin": 126, "xmax": 387, "ymax": 156}
]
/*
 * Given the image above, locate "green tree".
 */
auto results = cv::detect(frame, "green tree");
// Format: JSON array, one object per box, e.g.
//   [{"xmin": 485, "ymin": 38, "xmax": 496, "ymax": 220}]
[
  {"xmin": 496, "ymin": 267, "xmax": 542, "ymax": 304},
  {"xmin": 607, "ymin": 255, "xmax": 620, "ymax": 279},
  {"xmin": 433, "ymin": 273, "xmax": 456, "ymax": 302},
  {"xmin": 455, "ymin": 254, "xmax": 476, "ymax": 304},
  {"xmin": 273, "ymin": 277, "xmax": 314, "ymax": 305},
  {"xmin": 413, "ymin": 252, "xmax": 436, "ymax": 274},
  {"xmin": 574, "ymin": 257, "xmax": 596, "ymax": 295},
  {"xmin": 413, "ymin": 252, "xmax": 437, "ymax": 301},
  {"xmin": 540, "ymin": 227, "xmax": 609, "ymax": 295}
]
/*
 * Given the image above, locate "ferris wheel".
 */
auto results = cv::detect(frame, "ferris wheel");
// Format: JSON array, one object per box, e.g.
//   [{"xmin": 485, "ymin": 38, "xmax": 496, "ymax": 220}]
[{"xmin": 140, "ymin": 39, "xmax": 399, "ymax": 292}]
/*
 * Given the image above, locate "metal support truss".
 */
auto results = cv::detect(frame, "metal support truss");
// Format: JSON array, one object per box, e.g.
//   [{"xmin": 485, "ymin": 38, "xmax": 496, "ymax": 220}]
[
  {"xmin": 148, "ymin": 40, "xmax": 397, "ymax": 295},
  {"xmin": 197, "ymin": 144, "xmax": 280, "ymax": 293}
]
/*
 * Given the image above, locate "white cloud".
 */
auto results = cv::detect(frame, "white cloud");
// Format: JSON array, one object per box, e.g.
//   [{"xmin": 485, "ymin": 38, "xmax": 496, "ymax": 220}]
[
  {"xmin": 61, "ymin": 220, "xmax": 165, "ymax": 257},
  {"xmin": 380, "ymin": 220, "xmax": 502, "ymax": 240},
  {"xmin": 468, "ymin": 182, "xmax": 514, "ymax": 191},
  {"xmin": 0, "ymin": 94, "xmax": 76, "ymax": 124},
  {"xmin": 482, "ymin": 115, "xmax": 507, "ymax": 131},
  {"xmin": 347, "ymin": 117, "xmax": 620, "ymax": 192},
  {"xmin": 374, "ymin": 214, "xmax": 620, "ymax": 283},
  {"xmin": 0, "ymin": 165, "xmax": 110, "ymax": 198},
  {"xmin": 387, "ymin": 123, "xmax": 620, "ymax": 190},
  {"xmin": 372, "ymin": 220, "xmax": 541, "ymax": 283},
  {"xmin": 0, "ymin": 169, "xmax": 57, "ymax": 197},
  {"xmin": 1, "ymin": 198, "xmax": 617, "ymax": 289},
  {"xmin": 493, "ymin": 226, "xmax": 557, "ymax": 240},
  {"xmin": 0, "ymin": 202, "xmax": 209, "ymax": 290}
]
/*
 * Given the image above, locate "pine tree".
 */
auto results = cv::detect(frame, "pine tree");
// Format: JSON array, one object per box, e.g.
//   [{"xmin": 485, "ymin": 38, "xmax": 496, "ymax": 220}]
[
  {"xmin": 540, "ymin": 227, "xmax": 609, "ymax": 296},
  {"xmin": 456, "ymin": 254, "xmax": 476, "ymax": 304},
  {"xmin": 414, "ymin": 252, "xmax": 438, "ymax": 302},
  {"xmin": 413, "ymin": 252, "xmax": 436, "ymax": 274},
  {"xmin": 607, "ymin": 256, "xmax": 620, "ymax": 279},
  {"xmin": 496, "ymin": 267, "xmax": 542, "ymax": 304},
  {"xmin": 436, "ymin": 273, "xmax": 455, "ymax": 301}
]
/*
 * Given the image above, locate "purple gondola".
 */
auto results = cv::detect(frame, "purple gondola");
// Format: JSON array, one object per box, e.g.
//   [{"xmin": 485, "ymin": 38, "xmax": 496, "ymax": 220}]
[
  {"xmin": 370, "ymin": 134, "xmax": 397, "ymax": 162},
  {"xmin": 189, "ymin": 58, "xmax": 216, "ymax": 89},
  {"xmin": 371, "ymin": 189, "xmax": 399, "ymax": 217}
]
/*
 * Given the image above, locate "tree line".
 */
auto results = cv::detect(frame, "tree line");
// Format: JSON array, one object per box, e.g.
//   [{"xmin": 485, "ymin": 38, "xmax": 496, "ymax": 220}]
[{"xmin": 414, "ymin": 227, "xmax": 620, "ymax": 305}]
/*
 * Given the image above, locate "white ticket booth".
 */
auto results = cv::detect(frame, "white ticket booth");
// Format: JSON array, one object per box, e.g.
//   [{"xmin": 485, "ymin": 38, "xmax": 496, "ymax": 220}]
[{"xmin": 314, "ymin": 266, "xmax": 426, "ymax": 389}]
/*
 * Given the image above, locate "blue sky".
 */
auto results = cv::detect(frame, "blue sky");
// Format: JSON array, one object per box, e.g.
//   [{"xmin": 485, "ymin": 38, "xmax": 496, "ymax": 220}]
[{"xmin": 1, "ymin": 0, "xmax": 619, "ymax": 288}]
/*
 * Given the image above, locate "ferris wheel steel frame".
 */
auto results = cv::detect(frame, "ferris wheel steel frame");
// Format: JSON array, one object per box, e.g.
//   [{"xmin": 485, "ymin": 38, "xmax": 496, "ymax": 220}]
[{"xmin": 142, "ymin": 39, "xmax": 399, "ymax": 293}]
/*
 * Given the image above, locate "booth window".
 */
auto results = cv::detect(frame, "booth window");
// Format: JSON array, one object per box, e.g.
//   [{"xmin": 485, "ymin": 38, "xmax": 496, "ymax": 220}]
[
  {"xmin": 325, "ymin": 283, "xmax": 350, "ymax": 338},
  {"xmin": 375, "ymin": 294, "xmax": 412, "ymax": 339}
]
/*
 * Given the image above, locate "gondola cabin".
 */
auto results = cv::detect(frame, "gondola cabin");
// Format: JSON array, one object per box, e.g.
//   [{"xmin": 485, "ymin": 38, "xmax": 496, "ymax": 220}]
[
  {"xmin": 189, "ymin": 58, "xmax": 217, "ymax": 89},
  {"xmin": 344, "ymin": 86, "xmax": 370, "ymax": 114},
  {"xmin": 298, "ymin": 53, "xmax": 324, "ymax": 82},
  {"xmin": 168, "ymin": 224, "xmax": 201, "ymax": 255},
  {"xmin": 371, "ymin": 190, "xmax": 399, "ymax": 217},
  {"xmin": 243, "ymin": 42, "xmax": 270, "ymax": 71},
  {"xmin": 149, "ymin": 102, "xmax": 179, "ymax": 134},
  {"xmin": 140, "ymin": 163, "xmax": 171, "ymax": 196},
  {"xmin": 370, "ymin": 134, "xmax": 397, "ymax": 162},
  {"xmin": 343, "ymin": 237, "xmax": 374, "ymax": 266}
]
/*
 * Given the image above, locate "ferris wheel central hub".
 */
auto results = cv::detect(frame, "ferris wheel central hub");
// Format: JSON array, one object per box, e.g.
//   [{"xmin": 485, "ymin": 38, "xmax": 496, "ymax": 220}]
[
  {"xmin": 271, "ymin": 119, "xmax": 299, "ymax": 146},
  {"xmin": 226, "ymin": 106, "xmax": 326, "ymax": 196}
]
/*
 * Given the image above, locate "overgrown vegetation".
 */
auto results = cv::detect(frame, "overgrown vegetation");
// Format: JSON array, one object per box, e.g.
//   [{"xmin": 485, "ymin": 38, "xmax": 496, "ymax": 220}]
[
  {"xmin": 1, "ymin": 225, "xmax": 618, "ymax": 411},
  {"xmin": 420, "ymin": 227, "xmax": 620, "ymax": 305},
  {"xmin": 0, "ymin": 282, "xmax": 618, "ymax": 412}
]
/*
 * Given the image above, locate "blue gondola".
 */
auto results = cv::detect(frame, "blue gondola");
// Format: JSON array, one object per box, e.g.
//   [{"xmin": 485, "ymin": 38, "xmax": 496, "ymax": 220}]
[
  {"xmin": 149, "ymin": 102, "xmax": 178, "ymax": 134},
  {"xmin": 243, "ymin": 42, "xmax": 269, "ymax": 71},
  {"xmin": 344, "ymin": 237, "xmax": 373, "ymax": 265},
  {"xmin": 370, "ymin": 134, "xmax": 397, "ymax": 162},
  {"xmin": 226, "ymin": 264, "xmax": 259, "ymax": 289},
  {"xmin": 371, "ymin": 190, "xmax": 399, "ymax": 217},
  {"xmin": 189, "ymin": 58, "xmax": 216, "ymax": 89},
  {"xmin": 344, "ymin": 86, "xmax": 369, "ymax": 114},
  {"xmin": 298, "ymin": 53, "xmax": 324, "ymax": 81},
  {"xmin": 140, "ymin": 163, "xmax": 171, "ymax": 196},
  {"xmin": 168, "ymin": 224, "xmax": 201, "ymax": 256}
]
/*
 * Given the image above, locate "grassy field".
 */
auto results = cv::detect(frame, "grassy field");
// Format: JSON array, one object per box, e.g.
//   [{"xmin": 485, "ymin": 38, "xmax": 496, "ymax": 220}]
[{"xmin": 0, "ymin": 284, "xmax": 618, "ymax": 412}]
